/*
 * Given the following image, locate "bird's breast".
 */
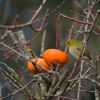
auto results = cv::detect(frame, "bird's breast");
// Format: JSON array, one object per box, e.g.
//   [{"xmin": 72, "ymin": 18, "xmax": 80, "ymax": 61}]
[{"xmin": 69, "ymin": 46, "xmax": 80, "ymax": 59}]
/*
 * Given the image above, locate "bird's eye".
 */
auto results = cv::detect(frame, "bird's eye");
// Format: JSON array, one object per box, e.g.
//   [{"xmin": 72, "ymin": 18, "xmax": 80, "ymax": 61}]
[
  {"xmin": 67, "ymin": 41, "xmax": 72, "ymax": 45},
  {"xmin": 69, "ymin": 42, "xmax": 72, "ymax": 45}
]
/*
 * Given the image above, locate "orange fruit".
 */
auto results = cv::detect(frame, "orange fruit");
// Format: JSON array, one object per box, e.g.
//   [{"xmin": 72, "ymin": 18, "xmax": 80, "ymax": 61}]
[
  {"xmin": 43, "ymin": 49, "xmax": 69, "ymax": 67},
  {"xmin": 27, "ymin": 58, "xmax": 50, "ymax": 73}
]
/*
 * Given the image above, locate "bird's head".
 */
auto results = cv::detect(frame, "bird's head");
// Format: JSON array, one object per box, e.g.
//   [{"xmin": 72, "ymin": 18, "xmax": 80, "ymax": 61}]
[{"xmin": 67, "ymin": 39, "xmax": 78, "ymax": 48}]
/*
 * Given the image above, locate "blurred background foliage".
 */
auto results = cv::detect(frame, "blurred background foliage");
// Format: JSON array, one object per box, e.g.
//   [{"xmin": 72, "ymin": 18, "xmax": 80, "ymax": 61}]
[{"xmin": 0, "ymin": 0, "xmax": 100, "ymax": 100}]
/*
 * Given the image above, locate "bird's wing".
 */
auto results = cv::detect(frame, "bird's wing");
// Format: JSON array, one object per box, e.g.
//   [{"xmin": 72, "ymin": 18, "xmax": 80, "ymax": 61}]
[{"xmin": 77, "ymin": 46, "xmax": 92, "ymax": 60}]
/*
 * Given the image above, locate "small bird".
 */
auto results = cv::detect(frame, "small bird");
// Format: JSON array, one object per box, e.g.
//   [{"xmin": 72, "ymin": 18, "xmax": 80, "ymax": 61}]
[{"xmin": 66, "ymin": 39, "xmax": 92, "ymax": 61}]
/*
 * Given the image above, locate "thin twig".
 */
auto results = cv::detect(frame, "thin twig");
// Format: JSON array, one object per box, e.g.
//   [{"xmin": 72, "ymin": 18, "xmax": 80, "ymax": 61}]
[
  {"xmin": 64, "ymin": 25, "xmax": 75, "ymax": 53},
  {"xmin": 55, "ymin": 13, "xmax": 60, "ymax": 49},
  {"xmin": 77, "ymin": 60, "xmax": 84, "ymax": 99},
  {"xmin": 29, "ymin": 0, "xmax": 47, "ymax": 23},
  {"xmin": 28, "ymin": 23, "xmax": 48, "ymax": 44}
]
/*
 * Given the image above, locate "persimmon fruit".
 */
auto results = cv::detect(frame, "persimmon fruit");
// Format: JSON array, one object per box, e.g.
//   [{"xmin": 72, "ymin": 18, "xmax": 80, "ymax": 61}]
[
  {"xmin": 27, "ymin": 58, "xmax": 50, "ymax": 73},
  {"xmin": 43, "ymin": 49, "xmax": 69, "ymax": 67}
]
